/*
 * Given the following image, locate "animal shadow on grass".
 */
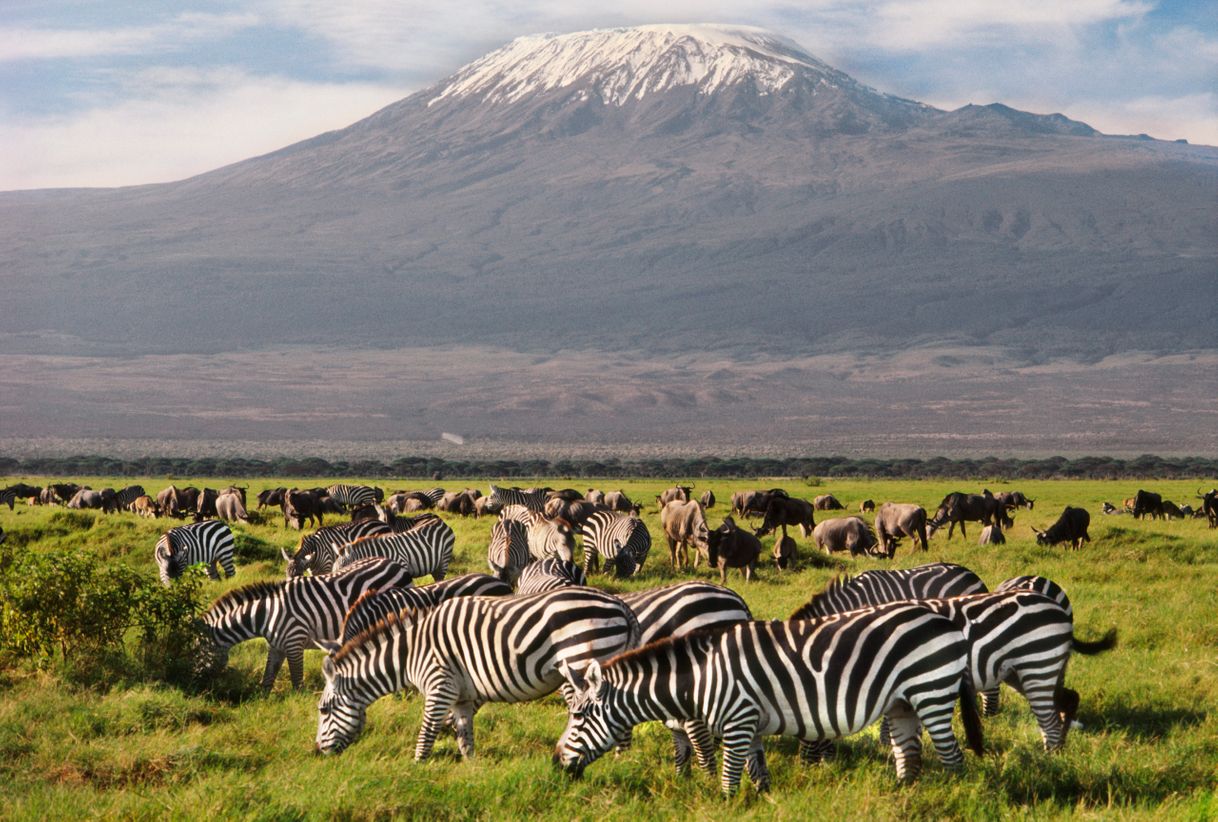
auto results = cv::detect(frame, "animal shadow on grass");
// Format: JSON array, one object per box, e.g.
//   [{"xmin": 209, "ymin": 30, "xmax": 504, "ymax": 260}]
[{"xmin": 1092, "ymin": 699, "xmax": 1206, "ymax": 740}]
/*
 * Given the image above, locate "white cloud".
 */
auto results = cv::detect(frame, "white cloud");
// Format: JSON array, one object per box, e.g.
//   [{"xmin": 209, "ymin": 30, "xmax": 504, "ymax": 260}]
[
  {"xmin": 0, "ymin": 70, "xmax": 405, "ymax": 189},
  {"xmin": 0, "ymin": 13, "xmax": 260, "ymax": 61}
]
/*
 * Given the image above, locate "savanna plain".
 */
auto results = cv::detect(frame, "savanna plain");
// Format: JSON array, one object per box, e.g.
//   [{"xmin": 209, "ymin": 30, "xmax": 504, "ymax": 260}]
[{"xmin": 1, "ymin": 476, "xmax": 1216, "ymax": 820}]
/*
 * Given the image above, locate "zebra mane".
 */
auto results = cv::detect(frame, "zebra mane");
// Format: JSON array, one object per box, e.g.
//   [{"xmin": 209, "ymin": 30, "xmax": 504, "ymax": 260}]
[
  {"xmin": 605, "ymin": 623, "xmax": 728, "ymax": 668},
  {"xmin": 789, "ymin": 573, "xmax": 854, "ymax": 621},
  {"xmin": 332, "ymin": 607, "xmax": 420, "ymax": 665},
  {"xmin": 341, "ymin": 587, "xmax": 383, "ymax": 629},
  {"xmin": 207, "ymin": 579, "xmax": 287, "ymax": 613}
]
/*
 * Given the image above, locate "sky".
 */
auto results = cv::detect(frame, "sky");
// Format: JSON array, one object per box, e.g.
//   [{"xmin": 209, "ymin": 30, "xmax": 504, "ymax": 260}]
[{"xmin": 2, "ymin": 1, "xmax": 1216, "ymax": 190}]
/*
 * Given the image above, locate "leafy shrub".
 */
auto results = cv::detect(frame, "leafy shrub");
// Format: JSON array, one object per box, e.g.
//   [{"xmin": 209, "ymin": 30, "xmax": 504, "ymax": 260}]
[{"xmin": 0, "ymin": 546, "xmax": 206, "ymax": 686}]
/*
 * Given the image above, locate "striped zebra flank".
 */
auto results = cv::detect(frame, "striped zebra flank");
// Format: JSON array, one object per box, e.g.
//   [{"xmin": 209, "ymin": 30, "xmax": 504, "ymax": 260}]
[
  {"xmin": 581, "ymin": 510, "xmax": 651, "ymax": 577},
  {"xmin": 154, "ymin": 520, "xmax": 236, "ymax": 586},
  {"xmin": 488, "ymin": 484, "xmax": 549, "ymax": 513},
  {"xmin": 282, "ymin": 519, "xmax": 392, "ymax": 577},
  {"xmin": 198, "ymin": 556, "xmax": 412, "ymax": 690},
  {"xmin": 556, "ymin": 602, "xmax": 981, "ymax": 795},
  {"xmin": 487, "ymin": 518, "xmax": 531, "ymax": 585},
  {"xmin": 331, "ymin": 519, "xmax": 456, "ymax": 581},
  {"xmin": 339, "ymin": 574, "xmax": 513, "ymax": 642},
  {"xmin": 501, "ymin": 504, "xmax": 575, "ymax": 563},
  {"xmin": 0, "ymin": 489, "xmax": 15, "ymax": 511},
  {"xmin": 516, "ymin": 558, "xmax": 587, "ymax": 594},
  {"xmin": 315, "ymin": 587, "xmax": 642, "ymax": 758},
  {"xmin": 115, "ymin": 485, "xmax": 146, "ymax": 512},
  {"xmin": 326, "ymin": 484, "xmax": 379, "ymax": 508},
  {"xmin": 994, "ymin": 575, "xmax": 1073, "ymax": 616}
]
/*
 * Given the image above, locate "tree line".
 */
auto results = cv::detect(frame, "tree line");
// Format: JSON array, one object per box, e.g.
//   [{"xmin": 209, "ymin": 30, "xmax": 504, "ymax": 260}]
[{"xmin": 1, "ymin": 453, "xmax": 1215, "ymax": 480}]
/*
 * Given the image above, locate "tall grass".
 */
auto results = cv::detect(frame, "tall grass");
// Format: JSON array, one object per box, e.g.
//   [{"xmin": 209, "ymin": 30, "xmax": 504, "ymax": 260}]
[{"xmin": 1, "ymin": 476, "xmax": 1216, "ymax": 819}]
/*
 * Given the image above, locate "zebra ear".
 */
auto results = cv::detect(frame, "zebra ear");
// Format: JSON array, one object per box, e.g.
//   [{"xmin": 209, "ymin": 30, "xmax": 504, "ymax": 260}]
[
  {"xmin": 560, "ymin": 660, "xmax": 587, "ymax": 692},
  {"xmin": 584, "ymin": 659, "xmax": 604, "ymax": 695}
]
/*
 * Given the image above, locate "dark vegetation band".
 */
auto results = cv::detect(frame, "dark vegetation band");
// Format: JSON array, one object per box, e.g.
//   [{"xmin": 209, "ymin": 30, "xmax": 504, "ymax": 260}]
[{"xmin": 1, "ymin": 454, "xmax": 1216, "ymax": 480}]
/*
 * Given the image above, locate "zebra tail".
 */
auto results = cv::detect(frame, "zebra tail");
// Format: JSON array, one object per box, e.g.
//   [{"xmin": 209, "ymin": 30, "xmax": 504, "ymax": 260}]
[
  {"xmin": 958, "ymin": 679, "xmax": 985, "ymax": 757},
  {"xmin": 1073, "ymin": 628, "xmax": 1118, "ymax": 655}
]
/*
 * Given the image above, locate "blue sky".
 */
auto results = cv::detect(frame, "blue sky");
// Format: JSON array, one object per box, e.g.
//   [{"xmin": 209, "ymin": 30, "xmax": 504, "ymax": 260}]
[{"xmin": 2, "ymin": 0, "xmax": 1215, "ymax": 189}]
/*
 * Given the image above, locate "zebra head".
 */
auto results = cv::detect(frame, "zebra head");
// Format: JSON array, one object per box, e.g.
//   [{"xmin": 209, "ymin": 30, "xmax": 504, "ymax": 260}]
[
  {"xmin": 315, "ymin": 647, "xmax": 367, "ymax": 755},
  {"xmin": 611, "ymin": 540, "xmax": 636, "ymax": 579},
  {"xmin": 554, "ymin": 660, "xmax": 625, "ymax": 778}
]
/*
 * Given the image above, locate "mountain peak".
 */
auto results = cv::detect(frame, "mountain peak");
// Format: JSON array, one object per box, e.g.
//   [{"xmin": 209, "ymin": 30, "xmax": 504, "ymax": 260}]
[{"xmin": 428, "ymin": 24, "xmax": 843, "ymax": 107}]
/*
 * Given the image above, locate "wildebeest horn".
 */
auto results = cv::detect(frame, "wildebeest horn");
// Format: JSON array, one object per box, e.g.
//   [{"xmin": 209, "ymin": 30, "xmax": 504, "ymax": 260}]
[{"xmin": 280, "ymin": 547, "xmax": 291, "ymax": 561}]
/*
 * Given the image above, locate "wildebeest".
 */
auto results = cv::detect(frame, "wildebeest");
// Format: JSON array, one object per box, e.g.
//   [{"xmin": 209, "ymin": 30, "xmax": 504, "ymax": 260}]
[
  {"xmin": 994, "ymin": 491, "xmax": 1035, "ymax": 511},
  {"xmin": 660, "ymin": 500, "xmax": 709, "ymax": 570},
  {"xmin": 67, "ymin": 488, "xmax": 104, "ymax": 510},
  {"xmin": 1161, "ymin": 500, "xmax": 1185, "ymax": 520},
  {"xmin": 700, "ymin": 489, "xmax": 716, "ymax": 509},
  {"xmin": 1101, "ymin": 502, "xmax": 1120, "ymax": 515},
  {"xmin": 812, "ymin": 493, "xmax": 845, "ymax": 511},
  {"xmin": 1132, "ymin": 490, "xmax": 1163, "ymax": 520},
  {"xmin": 547, "ymin": 488, "xmax": 583, "ymax": 502},
  {"xmin": 216, "ymin": 491, "xmax": 249, "ymax": 523},
  {"xmin": 927, "ymin": 491, "xmax": 1003, "ymax": 540},
  {"xmin": 873, "ymin": 502, "xmax": 929, "ymax": 556},
  {"xmin": 390, "ymin": 490, "xmax": 438, "ymax": 513},
  {"xmin": 977, "ymin": 524, "xmax": 1005, "ymax": 545},
  {"xmin": 284, "ymin": 488, "xmax": 325, "ymax": 530},
  {"xmin": 1200, "ymin": 489, "xmax": 1218, "ymax": 528},
  {"xmin": 753, "ymin": 495, "xmax": 815, "ymax": 539},
  {"xmin": 544, "ymin": 497, "xmax": 607, "ymax": 529},
  {"xmin": 3, "ymin": 483, "xmax": 41, "ymax": 509},
  {"xmin": 773, "ymin": 532, "xmax": 797, "ymax": 570},
  {"xmin": 812, "ymin": 516, "xmax": 879, "ymax": 556},
  {"xmin": 731, "ymin": 488, "xmax": 785, "ymax": 519},
  {"xmin": 437, "ymin": 491, "xmax": 476, "ymax": 517},
  {"xmin": 859, "ymin": 499, "xmax": 875, "ymax": 513},
  {"xmin": 176, "ymin": 487, "xmax": 202, "ymax": 517},
  {"xmin": 603, "ymin": 491, "xmax": 638, "ymax": 514},
  {"xmin": 705, "ymin": 517, "xmax": 761, "ymax": 584},
  {"xmin": 473, "ymin": 495, "xmax": 502, "ymax": 518},
  {"xmin": 46, "ymin": 483, "xmax": 82, "ymax": 505},
  {"xmin": 196, "ymin": 487, "xmax": 219, "ymax": 520},
  {"xmin": 586, "ymin": 489, "xmax": 605, "ymax": 505},
  {"xmin": 1034, "ymin": 507, "xmax": 1091, "ymax": 549},
  {"xmin": 132, "ymin": 495, "xmax": 160, "ymax": 518},
  {"xmin": 657, "ymin": 486, "xmax": 693, "ymax": 508},
  {"xmin": 257, "ymin": 487, "xmax": 287, "ymax": 511}
]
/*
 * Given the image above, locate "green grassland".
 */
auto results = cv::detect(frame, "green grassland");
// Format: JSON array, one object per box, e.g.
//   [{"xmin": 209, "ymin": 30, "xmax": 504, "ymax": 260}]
[{"xmin": 1, "ymin": 476, "xmax": 1217, "ymax": 820}]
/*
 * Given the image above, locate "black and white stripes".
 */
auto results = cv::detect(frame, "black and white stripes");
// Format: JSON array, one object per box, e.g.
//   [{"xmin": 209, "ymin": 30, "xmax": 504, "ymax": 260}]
[
  {"xmin": 581, "ymin": 510, "xmax": 651, "ymax": 577},
  {"xmin": 283, "ymin": 519, "xmax": 392, "ymax": 577},
  {"xmin": 330, "ymin": 519, "xmax": 455, "ymax": 581},
  {"xmin": 154, "ymin": 520, "xmax": 236, "ymax": 585}
]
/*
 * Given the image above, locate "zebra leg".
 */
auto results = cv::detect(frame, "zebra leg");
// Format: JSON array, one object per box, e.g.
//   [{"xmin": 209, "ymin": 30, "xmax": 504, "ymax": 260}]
[
  {"xmin": 1010, "ymin": 673, "xmax": 1066, "ymax": 752},
  {"xmin": 879, "ymin": 714, "xmax": 892, "ymax": 746},
  {"xmin": 745, "ymin": 739, "xmax": 770, "ymax": 793},
  {"xmin": 685, "ymin": 720, "xmax": 718, "ymax": 777},
  {"xmin": 287, "ymin": 647, "xmax": 306, "ymax": 690},
  {"xmin": 261, "ymin": 647, "xmax": 287, "ymax": 691},
  {"xmin": 981, "ymin": 686, "xmax": 1002, "ymax": 717},
  {"xmin": 886, "ymin": 701, "xmax": 924, "ymax": 782},
  {"xmin": 415, "ymin": 685, "xmax": 459, "ymax": 761},
  {"xmin": 450, "ymin": 702, "xmax": 476, "ymax": 759},
  {"xmin": 221, "ymin": 557, "xmax": 236, "ymax": 578},
  {"xmin": 798, "ymin": 738, "xmax": 835, "ymax": 764},
  {"xmin": 718, "ymin": 716, "xmax": 759, "ymax": 797},
  {"xmin": 206, "ymin": 563, "xmax": 222, "ymax": 581},
  {"xmin": 614, "ymin": 727, "xmax": 634, "ymax": 757}
]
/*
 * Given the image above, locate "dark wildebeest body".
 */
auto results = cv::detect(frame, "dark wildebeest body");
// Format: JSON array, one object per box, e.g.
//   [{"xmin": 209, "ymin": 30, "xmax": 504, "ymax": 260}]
[
  {"xmin": 1132, "ymin": 490, "xmax": 1163, "ymax": 520},
  {"xmin": 176, "ymin": 487, "xmax": 201, "ymax": 517},
  {"xmin": 603, "ymin": 491, "xmax": 637, "ymax": 514},
  {"xmin": 1200, "ymin": 489, "xmax": 1218, "ymax": 528},
  {"xmin": 660, "ymin": 500, "xmax": 709, "ymax": 570},
  {"xmin": 700, "ymin": 489, "xmax": 716, "ymax": 509},
  {"xmin": 284, "ymin": 489, "xmax": 325, "ymax": 530},
  {"xmin": 732, "ymin": 489, "xmax": 784, "ymax": 519},
  {"xmin": 994, "ymin": 491, "xmax": 1035, "ymax": 511},
  {"xmin": 1160, "ymin": 500, "xmax": 1184, "ymax": 520},
  {"xmin": 977, "ymin": 524, "xmax": 1005, "ymax": 545},
  {"xmin": 197, "ymin": 488, "xmax": 219, "ymax": 520},
  {"xmin": 874, "ymin": 503, "xmax": 929, "ymax": 556},
  {"xmin": 859, "ymin": 499, "xmax": 875, "ymax": 513},
  {"xmin": 927, "ymin": 492, "xmax": 1002, "ymax": 540},
  {"xmin": 258, "ymin": 488, "xmax": 286, "ymax": 511},
  {"xmin": 67, "ymin": 488, "xmax": 104, "ymax": 510},
  {"xmin": 812, "ymin": 516, "xmax": 880, "ymax": 556},
  {"xmin": 586, "ymin": 489, "xmax": 605, "ymax": 505},
  {"xmin": 753, "ymin": 496, "xmax": 815, "ymax": 539},
  {"xmin": 773, "ymin": 533, "xmax": 797, "ymax": 570},
  {"xmin": 545, "ymin": 497, "xmax": 608, "ymax": 529},
  {"xmin": 705, "ymin": 517, "xmax": 761, "ymax": 583},
  {"xmin": 48, "ymin": 483, "xmax": 82, "ymax": 505},
  {"xmin": 812, "ymin": 494, "xmax": 845, "ymax": 511},
  {"xmin": 216, "ymin": 492, "xmax": 249, "ymax": 523},
  {"xmin": 1035, "ymin": 507, "xmax": 1091, "ymax": 549}
]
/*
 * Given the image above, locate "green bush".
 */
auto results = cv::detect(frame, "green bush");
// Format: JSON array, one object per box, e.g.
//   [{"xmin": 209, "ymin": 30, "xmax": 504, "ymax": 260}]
[{"xmin": 0, "ymin": 546, "xmax": 206, "ymax": 686}]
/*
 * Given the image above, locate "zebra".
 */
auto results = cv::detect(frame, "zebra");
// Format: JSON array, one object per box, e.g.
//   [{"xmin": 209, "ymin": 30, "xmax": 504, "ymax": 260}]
[
  {"xmin": 581, "ymin": 510, "xmax": 651, "ymax": 577},
  {"xmin": 516, "ymin": 558, "xmax": 587, "ymax": 594},
  {"xmin": 793, "ymin": 589, "xmax": 1116, "ymax": 751},
  {"xmin": 197, "ymin": 556, "xmax": 413, "ymax": 690},
  {"xmin": 331, "ymin": 519, "xmax": 455, "ymax": 581},
  {"xmin": 339, "ymin": 574, "xmax": 513, "ymax": 642},
  {"xmin": 488, "ymin": 484, "xmax": 549, "ymax": 513},
  {"xmin": 314, "ymin": 587, "xmax": 641, "ymax": 758},
  {"xmin": 154, "ymin": 520, "xmax": 236, "ymax": 586},
  {"xmin": 114, "ymin": 484, "xmax": 146, "ymax": 512},
  {"xmin": 501, "ymin": 504, "xmax": 574, "ymax": 562},
  {"xmin": 995, "ymin": 575, "xmax": 1073, "ymax": 616},
  {"xmin": 281, "ymin": 519, "xmax": 392, "ymax": 577},
  {"xmin": 326, "ymin": 484, "xmax": 379, "ymax": 509},
  {"xmin": 617, "ymin": 581, "xmax": 753, "ymax": 773},
  {"xmin": 0, "ymin": 489, "xmax": 15, "ymax": 511},
  {"xmin": 556, "ymin": 602, "xmax": 983, "ymax": 795},
  {"xmin": 487, "ymin": 518, "xmax": 531, "ymax": 585}
]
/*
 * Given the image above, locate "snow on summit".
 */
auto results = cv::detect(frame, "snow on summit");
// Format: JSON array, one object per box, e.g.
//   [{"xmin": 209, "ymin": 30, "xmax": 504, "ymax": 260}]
[{"xmin": 429, "ymin": 24, "xmax": 841, "ymax": 107}]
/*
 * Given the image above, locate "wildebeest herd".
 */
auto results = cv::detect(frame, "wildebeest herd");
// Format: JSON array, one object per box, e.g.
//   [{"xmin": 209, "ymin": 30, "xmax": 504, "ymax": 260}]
[{"xmin": 2, "ymin": 478, "xmax": 1210, "ymax": 796}]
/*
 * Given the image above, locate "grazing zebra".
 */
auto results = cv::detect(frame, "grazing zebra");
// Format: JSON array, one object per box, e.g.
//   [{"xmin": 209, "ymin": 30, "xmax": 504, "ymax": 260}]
[
  {"xmin": 422, "ymin": 487, "xmax": 446, "ymax": 506},
  {"xmin": 0, "ymin": 489, "xmax": 15, "ymax": 511},
  {"xmin": 556, "ymin": 602, "xmax": 982, "ymax": 795},
  {"xmin": 618, "ymin": 581, "xmax": 753, "ymax": 773},
  {"xmin": 581, "ymin": 510, "xmax": 651, "ymax": 577},
  {"xmin": 793, "ymin": 590, "xmax": 1116, "ymax": 751},
  {"xmin": 488, "ymin": 484, "xmax": 549, "ymax": 513},
  {"xmin": 331, "ymin": 519, "xmax": 455, "ymax": 581},
  {"xmin": 792, "ymin": 563, "xmax": 989, "ymax": 618},
  {"xmin": 501, "ymin": 505, "xmax": 574, "ymax": 562},
  {"xmin": 995, "ymin": 575, "xmax": 1073, "ymax": 616},
  {"xmin": 487, "ymin": 518, "xmax": 531, "ymax": 585},
  {"xmin": 516, "ymin": 558, "xmax": 587, "ymax": 594},
  {"xmin": 388, "ymin": 512, "xmax": 443, "ymax": 532},
  {"xmin": 282, "ymin": 520, "xmax": 392, "ymax": 577},
  {"xmin": 114, "ymin": 485, "xmax": 146, "ymax": 512},
  {"xmin": 154, "ymin": 520, "xmax": 236, "ymax": 586},
  {"xmin": 197, "ymin": 557, "xmax": 412, "ymax": 690},
  {"xmin": 326, "ymin": 484, "xmax": 379, "ymax": 509},
  {"xmin": 339, "ymin": 574, "xmax": 513, "ymax": 642},
  {"xmin": 314, "ymin": 587, "xmax": 641, "ymax": 758}
]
